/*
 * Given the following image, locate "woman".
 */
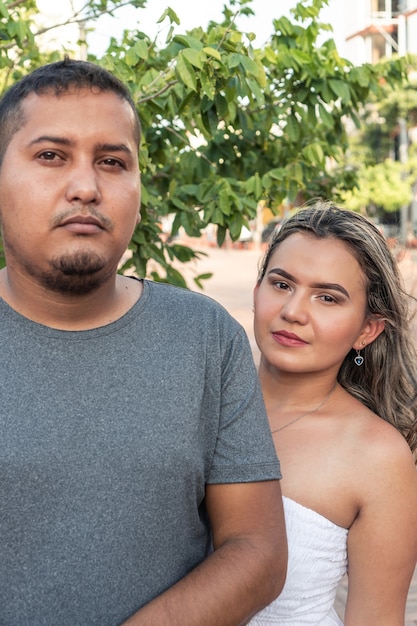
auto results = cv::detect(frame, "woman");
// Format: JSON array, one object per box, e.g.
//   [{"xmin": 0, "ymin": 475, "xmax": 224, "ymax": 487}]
[{"xmin": 249, "ymin": 202, "xmax": 417, "ymax": 625}]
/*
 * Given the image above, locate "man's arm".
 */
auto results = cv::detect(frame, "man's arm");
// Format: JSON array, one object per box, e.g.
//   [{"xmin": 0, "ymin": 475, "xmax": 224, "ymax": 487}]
[{"xmin": 122, "ymin": 479, "xmax": 287, "ymax": 625}]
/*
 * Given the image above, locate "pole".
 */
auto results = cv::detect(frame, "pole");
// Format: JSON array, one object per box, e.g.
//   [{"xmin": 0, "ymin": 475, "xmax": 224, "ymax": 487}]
[{"xmin": 398, "ymin": 117, "xmax": 409, "ymax": 245}]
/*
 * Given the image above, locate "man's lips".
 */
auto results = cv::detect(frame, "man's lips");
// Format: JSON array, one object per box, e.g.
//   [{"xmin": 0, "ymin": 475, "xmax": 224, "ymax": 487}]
[
  {"xmin": 272, "ymin": 330, "xmax": 308, "ymax": 347},
  {"xmin": 59, "ymin": 215, "xmax": 104, "ymax": 234}
]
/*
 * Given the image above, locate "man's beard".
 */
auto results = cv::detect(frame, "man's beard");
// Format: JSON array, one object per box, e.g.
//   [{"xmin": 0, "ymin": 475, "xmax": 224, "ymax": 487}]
[{"xmin": 38, "ymin": 251, "xmax": 108, "ymax": 295}]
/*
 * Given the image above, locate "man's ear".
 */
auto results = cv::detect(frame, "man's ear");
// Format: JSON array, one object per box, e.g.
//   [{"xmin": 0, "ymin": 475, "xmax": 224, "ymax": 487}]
[{"xmin": 353, "ymin": 316, "xmax": 385, "ymax": 350}]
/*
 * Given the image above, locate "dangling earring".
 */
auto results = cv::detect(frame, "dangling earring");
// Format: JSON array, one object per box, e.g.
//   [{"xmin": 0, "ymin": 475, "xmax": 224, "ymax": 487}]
[
  {"xmin": 354, "ymin": 350, "xmax": 364, "ymax": 366},
  {"xmin": 354, "ymin": 341, "xmax": 365, "ymax": 366}
]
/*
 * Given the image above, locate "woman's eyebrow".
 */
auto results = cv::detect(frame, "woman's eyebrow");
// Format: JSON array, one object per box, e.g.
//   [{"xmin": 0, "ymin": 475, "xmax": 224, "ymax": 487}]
[
  {"xmin": 311, "ymin": 282, "xmax": 350, "ymax": 298},
  {"xmin": 267, "ymin": 267, "xmax": 295, "ymax": 281},
  {"xmin": 267, "ymin": 267, "xmax": 350, "ymax": 298}
]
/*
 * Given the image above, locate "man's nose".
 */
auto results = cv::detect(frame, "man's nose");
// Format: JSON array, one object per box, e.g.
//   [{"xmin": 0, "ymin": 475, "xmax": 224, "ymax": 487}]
[{"xmin": 65, "ymin": 164, "xmax": 101, "ymax": 205}]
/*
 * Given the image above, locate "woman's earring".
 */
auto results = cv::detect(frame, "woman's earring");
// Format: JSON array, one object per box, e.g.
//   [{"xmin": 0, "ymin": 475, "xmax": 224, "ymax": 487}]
[
  {"xmin": 354, "ymin": 341, "xmax": 366, "ymax": 366},
  {"xmin": 354, "ymin": 350, "xmax": 364, "ymax": 366}
]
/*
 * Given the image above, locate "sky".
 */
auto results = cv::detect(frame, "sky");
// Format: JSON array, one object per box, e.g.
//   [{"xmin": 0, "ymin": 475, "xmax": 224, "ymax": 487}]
[{"xmin": 81, "ymin": 0, "xmax": 346, "ymax": 57}]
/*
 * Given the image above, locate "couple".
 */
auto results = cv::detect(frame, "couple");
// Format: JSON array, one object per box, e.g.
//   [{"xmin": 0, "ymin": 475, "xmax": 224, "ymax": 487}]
[{"xmin": 0, "ymin": 58, "xmax": 416, "ymax": 625}]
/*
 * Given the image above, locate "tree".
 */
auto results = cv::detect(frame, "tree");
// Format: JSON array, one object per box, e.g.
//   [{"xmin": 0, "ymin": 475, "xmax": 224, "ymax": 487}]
[
  {"xmin": 0, "ymin": 0, "xmax": 409, "ymax": 285},
  {"xmin": 341, "ymin": 159, "xmax": 415, "ymax": 213},
  {"xmin": 341, "ymin": 60, "xmax": 417, "ymax": 227}
]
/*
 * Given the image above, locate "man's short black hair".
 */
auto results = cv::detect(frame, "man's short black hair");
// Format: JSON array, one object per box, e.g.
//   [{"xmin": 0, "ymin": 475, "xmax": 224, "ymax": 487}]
[{"xmin": 0, "ymin": 57, "xmax": 141, "ymax": 165}]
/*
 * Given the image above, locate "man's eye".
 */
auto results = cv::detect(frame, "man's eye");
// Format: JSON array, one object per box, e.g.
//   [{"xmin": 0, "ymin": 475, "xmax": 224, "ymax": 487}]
[
  {"xmin": 39, "ymin": 151, "xmax": 58, "ymax": 160},
  {"xmin": 101, "ymin": 157, "xmax": 124, "ymax": 168}
]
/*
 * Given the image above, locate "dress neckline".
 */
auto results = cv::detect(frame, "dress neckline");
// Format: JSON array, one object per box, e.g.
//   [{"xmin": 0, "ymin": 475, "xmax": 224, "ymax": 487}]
[{"xmin": 282, "ymin": 496, "xmax": 349, "ymax": 532}]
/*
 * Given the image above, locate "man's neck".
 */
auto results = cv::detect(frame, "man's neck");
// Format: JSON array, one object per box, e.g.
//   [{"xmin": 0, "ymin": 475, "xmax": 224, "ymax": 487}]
[{"xmin": 0, "ymin": 268, "xmax": 142, "ymax": 330}]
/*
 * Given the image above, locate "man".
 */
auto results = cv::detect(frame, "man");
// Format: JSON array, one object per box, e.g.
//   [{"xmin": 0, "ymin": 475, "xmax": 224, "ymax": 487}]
[{"xmin": 0, "ymin": 58, "xmax": 287, "ymax": 625}]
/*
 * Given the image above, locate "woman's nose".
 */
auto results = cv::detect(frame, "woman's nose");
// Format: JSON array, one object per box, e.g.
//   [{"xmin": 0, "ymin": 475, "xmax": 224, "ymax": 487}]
[{"xmin": 280, "ymin": 293, "xmax": 309, "ymax": 324}]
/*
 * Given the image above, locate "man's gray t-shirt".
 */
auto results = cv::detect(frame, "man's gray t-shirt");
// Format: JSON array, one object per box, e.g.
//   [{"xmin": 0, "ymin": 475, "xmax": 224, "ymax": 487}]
[{"xmin": 0, "ymin": 279, "xmax": 281, "ymax": 625}]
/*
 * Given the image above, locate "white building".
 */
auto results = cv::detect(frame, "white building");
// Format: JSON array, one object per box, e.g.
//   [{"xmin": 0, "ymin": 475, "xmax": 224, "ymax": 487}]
[{"xmin": 344, "ymin": 0, "xmax": 417, "ymax": 64}]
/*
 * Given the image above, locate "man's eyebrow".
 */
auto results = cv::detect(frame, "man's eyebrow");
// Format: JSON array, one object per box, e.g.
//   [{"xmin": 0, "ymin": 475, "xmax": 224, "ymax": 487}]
[
  {"xmin": 28, "ymin": 136, "xmax": 133, "ymax": 156},
  {"xmin": 95, "ymin": 142, "xmax": 133, "ymax": 156},
  {"xmin": 28, "ymin": 135, "xmax": 72, "ymax": 147},
  {"xmin": 267, "ymin": 267, "xmax": 350, "ymax": 298}
]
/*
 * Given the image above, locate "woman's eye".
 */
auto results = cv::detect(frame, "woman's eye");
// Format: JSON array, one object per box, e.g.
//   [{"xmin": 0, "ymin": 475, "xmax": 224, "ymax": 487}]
[
  {"xmin": 273, "ymin": 281, "xmax": 289, "ymax": 290},
  {"xmin": 321, "ymin": 294, "xmax": 337, "ymax": 303}
]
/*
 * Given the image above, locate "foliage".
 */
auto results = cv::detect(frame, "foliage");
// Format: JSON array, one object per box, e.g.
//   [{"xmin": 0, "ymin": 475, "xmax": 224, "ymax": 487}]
[
  {"xmin": 342, "ymin": 59, "xmax": 417, "ymax": 217},
  {"xmin": 341, "ymin": 158, "xmax": 416, "ymax": 213},
  {"xmin": 0, "ymin": 0, "xmax": 410, "ymax": 284},
  {"xmin": 0, "ymin": 1, "xmax": 147, "ymax": 87},
  {"xmin": 97, "ymin": 0, "xmax": 409, "ymax": 284}
]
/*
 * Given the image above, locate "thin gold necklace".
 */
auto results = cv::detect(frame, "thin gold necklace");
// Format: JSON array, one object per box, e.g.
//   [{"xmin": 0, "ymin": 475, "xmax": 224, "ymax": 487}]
[{"xmin": 271, "ymin": 383, "xmax": 338, "ymax": 434}]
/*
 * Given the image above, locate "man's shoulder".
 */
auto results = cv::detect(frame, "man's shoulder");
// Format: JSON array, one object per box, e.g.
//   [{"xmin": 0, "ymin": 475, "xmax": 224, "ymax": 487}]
[
  {"xmin": 144, "ymin": 279, "xmax": 244, "ymax": 336},
  {"xmin": 146, "ymin": 279, "xmax": 228, "ymax": 313}
]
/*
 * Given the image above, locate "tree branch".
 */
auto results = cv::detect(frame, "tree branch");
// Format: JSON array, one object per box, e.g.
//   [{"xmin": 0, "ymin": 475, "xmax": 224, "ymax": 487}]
[
  {"xmin": 136, "ymin": 80, "xmax": 179, "ymax": 104},
  {"xmin": 6, "ymin": 0, "xmax": 28, "ymax": 9}
]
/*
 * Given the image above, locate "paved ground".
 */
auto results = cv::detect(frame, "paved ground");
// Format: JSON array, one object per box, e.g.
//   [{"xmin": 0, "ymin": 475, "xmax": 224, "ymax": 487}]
[{"xmin": 180, "ymin": 240, "xmax": 417, "ymax": 623}]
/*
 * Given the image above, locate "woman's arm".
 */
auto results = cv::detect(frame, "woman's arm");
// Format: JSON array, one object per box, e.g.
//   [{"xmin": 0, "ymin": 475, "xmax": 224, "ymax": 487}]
[{"xmin": 344, "ymin": 430, "xmax": 417, "ymax": 626}]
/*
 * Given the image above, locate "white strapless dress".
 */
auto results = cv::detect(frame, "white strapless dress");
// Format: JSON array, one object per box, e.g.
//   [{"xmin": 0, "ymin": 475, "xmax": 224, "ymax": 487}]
[{"xmin": 248, "ymin": 496, "xmax": 348, "ymax": 625}]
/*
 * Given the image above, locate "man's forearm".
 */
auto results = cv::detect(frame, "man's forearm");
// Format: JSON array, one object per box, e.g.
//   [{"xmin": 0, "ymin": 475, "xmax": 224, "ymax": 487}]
[{"xmin": 121, "ymin": 536, "xmax": 286, "ymax": 626}]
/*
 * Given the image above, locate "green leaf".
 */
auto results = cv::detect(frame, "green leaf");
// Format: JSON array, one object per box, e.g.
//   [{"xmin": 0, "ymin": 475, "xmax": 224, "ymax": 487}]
[
  {"xmin": 253, "ymin": 173, "xmax": 263, "ymax": 199},
  {"xmin": 286, "ymin": 161, "xmax": 304, "ymax": 184},
  {"xmin": 318, "ymin": 103, "xmax": 334, "ymax": 128},
  {"xmin": 0, "ymin": 1, "xmax": 9, "ymax": 19},
  {"xmin": 328, "ymin": 79, "xmax": 351, "ymax": 102},
  {"xmin": 290, "ymin": 49, "xmax": 312, "ymax": 66},
  {"xmin": 350, "ymin": 66, "xmax": 371, "ymax": 88},
  {"xmin": 240, "ymin": 55, "xmax": 260, "ymax": 77},
  {"xmin": 193, "ymin": 273, "xmax": 213, "ymax": 290},
  {"xmin": 170, "ymin": 244, "xmax": 198, "ymax": 263},
  {"xmin": 215, "ymin": 93, "xmax": 228, "ymax": 118},
  {"xmin": 285, "ymin": 115, "xmax": 300, "ymax": 142},
  {"xmin": 246, "ymin": 173, "xmax": 263, "ymax": 199},
  {"xmin": 246, "ymin": 77, "xmax": 264, "ymax": 104},
  {"xmin": 267, "ymin": 168, "xmax": 286, "ymax": 181},
  {"xmin": 157, "ymin": 8, "xmax": 180, "ymax": 25},
  {"xmin": 228, "ymin": 53, "xmax": 244, "ymax": 70},
  {"xmin": 203, "ymin": 46, "xmax": 221, "ymax": 61},
  {"xmin": 134, "ymin": 40, "xmax": 149, "ymax": 60},
  {"xmin": 200, "ymin": 70, "xmax": 215, "ymax": 100},
  {"xmin": 229, "ymin": 213, "xmax": 244, "ymax": 240},
  {"xmin": 176, "ymin": 53, "xmax": 198, "ymax": 91},
  {"xmin": 276, "ymin": 16, "xmax": 295, "ymax": 36},
  {"xmin": 219, "ymin": 190, "xmax": 232, "ymax": 216},
  {"xmin": 217, "ymin": 226, "xmax": 227, "ymax": 248},
  {"xmin": 182, "ymin": 48, "xmax": 203, "ymax": 69},
  {"xmin": 125, "ymin": 46, "xmax": 140, "ymax": 65},
  {"xmin": 302, "ymin": 142, "xmax": 324, "ymax": 166},
  {"xmin": 173, "ymin": 34, "xmax": 204, "ymax": 50}
]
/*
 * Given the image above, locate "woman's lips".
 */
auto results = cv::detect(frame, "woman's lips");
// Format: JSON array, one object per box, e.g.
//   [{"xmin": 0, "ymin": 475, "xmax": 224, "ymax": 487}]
[{"xmin": 272, "ymin": 330, "xmax": 308, "ymax": 347}]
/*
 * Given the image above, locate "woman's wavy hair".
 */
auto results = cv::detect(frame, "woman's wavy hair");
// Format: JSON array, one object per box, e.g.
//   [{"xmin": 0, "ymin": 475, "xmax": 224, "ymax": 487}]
[{"xmin": 258, "ymin": 201, "xmax": 417, "ymax": 458}]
